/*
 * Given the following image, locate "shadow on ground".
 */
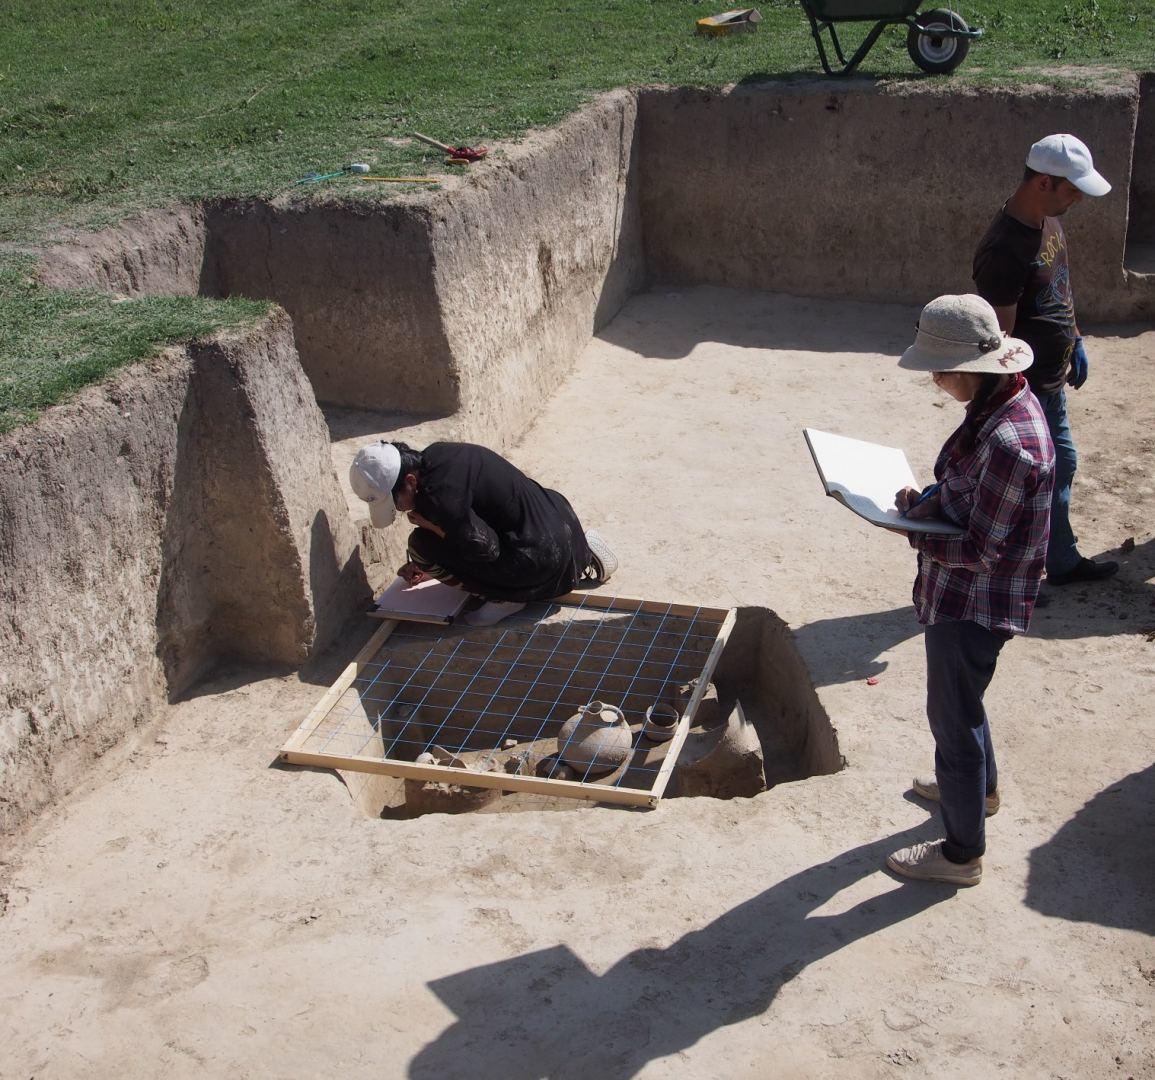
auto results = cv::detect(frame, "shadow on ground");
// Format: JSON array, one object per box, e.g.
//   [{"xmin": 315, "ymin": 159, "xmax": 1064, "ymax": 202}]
[
  {"xmin": 410, "ymin": 821, "xmax": 950, "ymax": 1080},
  {"xmin": 595, "ymin": 287, "xmax": 916, "ymax": 360},
  {"xmin": 322, "ymin": 406, "xmax": 452, "ymax": 443},
  {"xmin": 1030, "ymin": 538, "xmax": 1155, "ymax": 640},
  {"xmin": 792, "ymin": 604, "xmax": 920, "ymax": 685},
  {"xmin": 790, "ymin": 536, "xmax": 1154, "ymax": 689},
  {"xmin": 1025, "ymin": 763, "xmax": 1155, "ymax": 935}
]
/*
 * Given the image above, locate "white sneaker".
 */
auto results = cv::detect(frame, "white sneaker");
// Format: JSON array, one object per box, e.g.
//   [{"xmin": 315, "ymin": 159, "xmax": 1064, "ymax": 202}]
[
  {"xmin": 584, "ymin": 530, "xmax": 618, "ymax": 584},
  {"xmin": 460, "ymin": 600, "xmax": 526, "ymax": 627},
  {"xmin": 886, "ymin": 840, "xmax": 982, "ymax": 886},
  {"xmin": 913, "ymin": 775, "xmax": 1001, "ymax": 816}
]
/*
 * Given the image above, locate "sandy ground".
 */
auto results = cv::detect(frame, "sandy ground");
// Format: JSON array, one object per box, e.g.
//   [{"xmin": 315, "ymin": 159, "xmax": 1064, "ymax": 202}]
[{"xmin": 2, "ymin": 288, "xmax": 1153, "ymax": 1079}]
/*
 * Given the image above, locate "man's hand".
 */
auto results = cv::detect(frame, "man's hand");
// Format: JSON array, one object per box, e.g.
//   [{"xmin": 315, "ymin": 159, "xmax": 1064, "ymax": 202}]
[
  {"xmin": 407, "ymin": 510, "xmax": 445, "ymax": 538},
  {"xmin": 896, "ymin": 484, "xmax": 941, "ymax": 520},
  {"xmin": 1067, "ymin": 336, "xmax": 1089, "ymax": 389},
  {"xmin": 398, "ymin": 560, "xmax": 431, "ymax": 585}
]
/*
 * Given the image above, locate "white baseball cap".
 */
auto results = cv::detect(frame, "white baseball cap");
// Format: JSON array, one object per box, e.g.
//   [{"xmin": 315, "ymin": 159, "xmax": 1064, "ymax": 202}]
[
  {"xmin": 1026, "ymin": 134, "xmax": 1111, "ymax": 196},
  {"xmin": 349, "ymin": 442, "xmax": 401, "ymax": 527}
]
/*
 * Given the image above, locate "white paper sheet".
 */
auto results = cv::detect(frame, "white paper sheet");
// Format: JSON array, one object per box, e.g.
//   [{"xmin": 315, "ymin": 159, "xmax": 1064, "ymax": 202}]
[{"xmin": 370, "ymin": 577, "xmax": 470, "ymax": 623}]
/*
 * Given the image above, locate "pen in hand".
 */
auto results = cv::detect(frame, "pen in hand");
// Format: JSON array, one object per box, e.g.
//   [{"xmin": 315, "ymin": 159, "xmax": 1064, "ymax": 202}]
[{"xmin": 901, "ymin": 481, "xmax": 942, "ymax": 519}]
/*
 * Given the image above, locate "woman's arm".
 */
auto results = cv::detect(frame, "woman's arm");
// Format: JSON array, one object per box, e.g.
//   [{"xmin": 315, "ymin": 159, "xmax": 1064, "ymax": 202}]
[{"xmin": 913, "ymin": 442, "xmax": 1038, "ymax": 571}]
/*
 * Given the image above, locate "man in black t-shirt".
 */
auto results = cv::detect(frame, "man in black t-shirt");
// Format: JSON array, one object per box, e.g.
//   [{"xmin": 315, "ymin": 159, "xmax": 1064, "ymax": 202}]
[
  {"xmin": 973, "ymin": 133, "xmax": 1118, "ymax": 587},
  {"xmin": 349, "ymin": 440, "xmax": 618, "ymax": 625}
]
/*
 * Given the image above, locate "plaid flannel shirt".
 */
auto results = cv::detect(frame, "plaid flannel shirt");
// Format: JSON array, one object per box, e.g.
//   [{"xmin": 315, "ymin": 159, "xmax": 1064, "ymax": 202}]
[{"xmin": 911, "ymin": 384, "xmax": 1054, "ymax": 635}]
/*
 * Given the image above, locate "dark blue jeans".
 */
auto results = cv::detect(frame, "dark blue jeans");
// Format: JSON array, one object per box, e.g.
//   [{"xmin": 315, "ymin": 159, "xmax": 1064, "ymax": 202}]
[
  {"xmin": 1036, "ymin": 388, "xmax": 1079, "ymax": 576},
  {"xmin": 924, "ymin": 620, "xmax": 1007, "ymax": 863}
]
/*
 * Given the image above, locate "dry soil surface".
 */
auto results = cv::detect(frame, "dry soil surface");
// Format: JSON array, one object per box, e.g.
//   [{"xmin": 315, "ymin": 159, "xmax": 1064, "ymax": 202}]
[{"xmin": 2, "ymin": 288, "xmax": 1152, "ymax": 1079}]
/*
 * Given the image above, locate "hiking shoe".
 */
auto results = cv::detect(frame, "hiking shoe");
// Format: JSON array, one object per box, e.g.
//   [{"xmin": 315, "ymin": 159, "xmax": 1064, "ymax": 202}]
[
  {"xmin": 584, "ymin": 530, "xmax": 618, "ymax": 584},
  {"xmin": 886, "ymin": 840, "xmax": 982, "ymax": 886},
  {"xmin": 913, "ymin": 775, "xmax": 1000, "ymax": 816},
  {"xmin": 1047, "ymin": 557, "xmax": 1119, "ymax": 586}
]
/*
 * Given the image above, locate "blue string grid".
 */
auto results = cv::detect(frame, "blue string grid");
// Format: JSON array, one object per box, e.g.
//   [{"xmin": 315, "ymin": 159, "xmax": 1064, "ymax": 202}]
[{"xmin": 290, "ymin": 594, "xmax": 731, "ymax": 803}]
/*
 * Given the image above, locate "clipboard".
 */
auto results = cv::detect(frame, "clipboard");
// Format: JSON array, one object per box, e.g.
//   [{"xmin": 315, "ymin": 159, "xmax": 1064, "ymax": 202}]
[
  {"xmin": 803, "ymin": 428, "xmax": 965, "ymax": 537},
  {"xmin": 369, "ymin": 577, "xmax": 470, "ymax": 624}
]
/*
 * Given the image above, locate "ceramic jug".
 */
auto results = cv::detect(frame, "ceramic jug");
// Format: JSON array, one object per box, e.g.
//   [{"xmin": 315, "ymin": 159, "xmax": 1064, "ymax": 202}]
[{"xmin": 555, "ymin": 700, "xmax": 632, "ymax": 777}]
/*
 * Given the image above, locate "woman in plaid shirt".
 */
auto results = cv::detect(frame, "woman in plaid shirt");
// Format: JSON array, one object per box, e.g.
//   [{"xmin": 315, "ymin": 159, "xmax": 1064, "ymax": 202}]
[{"xmin": 886, "ymin": 295, "xmax": 1055, "ymax": 887}]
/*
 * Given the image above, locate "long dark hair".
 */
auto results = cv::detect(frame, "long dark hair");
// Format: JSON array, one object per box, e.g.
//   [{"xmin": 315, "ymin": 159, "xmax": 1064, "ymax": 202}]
[
  {"xmin": 953, "ymin": 373, "xmax": 1022, "ymax": 456},
  {"xmin": 967, "ymin": 374, "xmax": 1004, "ymax": 415},
  {"xmin": 389, "ymin": 441, "xmax": 423, "ymax": 496}
]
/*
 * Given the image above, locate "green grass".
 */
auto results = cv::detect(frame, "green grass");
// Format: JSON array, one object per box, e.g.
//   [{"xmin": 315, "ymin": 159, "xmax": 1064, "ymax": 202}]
[
  {"xmin": 2, "ymin": 0, "xmax": 1151, "ymax": 241},
  {"xmin": 0, "ymin": 258, "xmax": 267, "ymax": 434},
  {"xmin": 0, "ymin": 0, "xmax": 1151, "ymax": 433}
]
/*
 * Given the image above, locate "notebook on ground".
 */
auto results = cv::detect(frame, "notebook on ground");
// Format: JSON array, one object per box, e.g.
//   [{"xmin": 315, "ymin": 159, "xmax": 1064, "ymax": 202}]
[
  {"xmin": 803, "ymin": 428, "xmax": 965, "ymax": 537},
  {"xmin": 370, "ymin": 577, "xmax": 470, "ymax": 624}
]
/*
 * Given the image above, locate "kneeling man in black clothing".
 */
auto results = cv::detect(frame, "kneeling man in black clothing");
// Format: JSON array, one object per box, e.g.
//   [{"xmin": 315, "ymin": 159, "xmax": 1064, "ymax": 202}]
[{"xmin": 349, "ymin": 440, "xmax": 618, "ymax": 626}]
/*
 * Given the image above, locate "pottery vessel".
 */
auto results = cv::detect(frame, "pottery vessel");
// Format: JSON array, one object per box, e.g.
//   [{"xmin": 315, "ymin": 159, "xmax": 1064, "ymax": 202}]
[
  {"xmin": 535, "ymin": 755, "xmax": 576, "ymax": 781},
  {"xmin": 556, "ymin": 700, "xmax": 633, "ymax": 777},
  {"xmin": 404, "ymin": 745, "xmax": 500, "ymax": 815},
  {"xmin": 643, "ymin": 701, "xmax": 680, "ymax": 743}
]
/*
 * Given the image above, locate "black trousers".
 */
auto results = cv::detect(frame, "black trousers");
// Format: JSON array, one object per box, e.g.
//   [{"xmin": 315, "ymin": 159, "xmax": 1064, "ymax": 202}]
[
  {"xmin": 924, "ymin": 619, "xmax": 1007, "ymax": 863},
  {"xmin": 407, "ymin": 527, "xmax": 586, "ymax": 603}
]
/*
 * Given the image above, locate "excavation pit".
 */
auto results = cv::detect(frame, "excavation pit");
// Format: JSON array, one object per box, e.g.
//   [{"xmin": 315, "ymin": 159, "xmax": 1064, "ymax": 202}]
[
  {"xmin": 5, "ymin": 77, "xmax": 1153, "ymax": 833},
  {"xmin": 4, "ymin": 73, "xmax": 1155, "ymax": 1080},
  {"xmin": 283, "ymin": 601, "xmax": 840, "ymax": 818}
]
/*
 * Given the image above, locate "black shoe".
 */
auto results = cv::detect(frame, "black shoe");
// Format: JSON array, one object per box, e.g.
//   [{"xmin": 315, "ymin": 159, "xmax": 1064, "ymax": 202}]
[{"xmin": 1047, "ymin": 557, "xmax": 1120, "ymax": 586}]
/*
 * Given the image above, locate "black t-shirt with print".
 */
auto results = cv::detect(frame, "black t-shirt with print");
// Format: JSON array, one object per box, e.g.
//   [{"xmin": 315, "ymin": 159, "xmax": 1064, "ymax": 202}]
[{"xmin": 973, "ymin": 210, "xmax": 1076, "ymax": 394}]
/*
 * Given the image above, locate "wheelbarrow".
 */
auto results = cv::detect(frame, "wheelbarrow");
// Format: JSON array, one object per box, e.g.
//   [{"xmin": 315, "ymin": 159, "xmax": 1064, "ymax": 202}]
[{"xmin": 800, "ymin": 0, "xmax": 982, "ymax": 76}]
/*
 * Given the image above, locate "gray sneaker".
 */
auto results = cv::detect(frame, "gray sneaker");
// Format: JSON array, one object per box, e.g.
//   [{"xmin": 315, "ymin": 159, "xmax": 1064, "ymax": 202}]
[
  {"xmin": 886, "ymin": 840, "xmax": 982, "ymax": 886},
  {"xmin": 913, "ymin": 775, "xmax": 1000, "ymax": 816},
  {"xmin": 584, "ymin": 530, "xmax": 618, "ymax": 584}
]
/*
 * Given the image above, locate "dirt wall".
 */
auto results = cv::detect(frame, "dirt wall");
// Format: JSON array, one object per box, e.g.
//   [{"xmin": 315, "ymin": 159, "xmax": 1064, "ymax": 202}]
[
  {"xmin": 37, "ymin": 91, "xmax": 647, "ymax": 434},
  {"xmin": 37, "ymin": 205, "xmax": 208, "ymax": 296},
  {"xmin": 712, "ymin": 607, "xmax": 842, "ymax": 786},
  {"xmin": 201, "ymin": 201, "xmax": 460, "ymax": 414},
  {"xmin": 639, "ymin": 78, "xmax": 1153, "ymax": 322},
  {"xmin": 0, "ymin": 310, "xmax": 367, "ymax": 832},
  {"xmin": 201, "ymin": 90, "xmax": 645, "ymax": 442},
  {"xmin": 755, "ymin": 614, "xmax": 843, "ymax": 780},
  {"xmin": 1129, "ymin": 74, "xmax": 1155, "ymax": 243},
  {"xmin": 428, "ymin": 90, "xmax": 646, "ymax": 446},
  {"xmin": 34, "ymin": 83, "xmax": 1151, "ymax": 427}
]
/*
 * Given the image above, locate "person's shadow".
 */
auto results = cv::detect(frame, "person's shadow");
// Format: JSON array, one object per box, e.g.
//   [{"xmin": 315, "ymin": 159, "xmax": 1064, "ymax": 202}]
[
  {"xmin": 790, "ymin": 605, "xmax": 921, "ymax": 685},
  {"xmin": 1029, "ymin": 537, "xmax": 1155, "ymax": 640},
  {"xmin": 410, "ymin": 821, "xmax": 952, "ymax": 1079},
  {"xmin": 1025, "ymin": 763, "xmax": 1155, "ymax": 935},
  {"xmin": 787, "ymin": 536, "xmax": 1155, "ymax": 683}
]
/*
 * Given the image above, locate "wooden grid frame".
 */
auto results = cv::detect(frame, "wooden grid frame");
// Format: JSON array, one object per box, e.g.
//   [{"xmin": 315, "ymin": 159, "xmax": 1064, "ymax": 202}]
[{"xmin": 280, "ymin": 594, "xmax": 736, "ymax": 808}]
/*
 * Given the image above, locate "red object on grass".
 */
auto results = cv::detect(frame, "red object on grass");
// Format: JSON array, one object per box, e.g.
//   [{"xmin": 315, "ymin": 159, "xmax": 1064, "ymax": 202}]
[
  {"xmin": 411, "ymin": 132, "xmax": 488, "ymax": 163},
  {"xmin": 450, "ymin": 145, "xmax": 488, "ymax": 162}
]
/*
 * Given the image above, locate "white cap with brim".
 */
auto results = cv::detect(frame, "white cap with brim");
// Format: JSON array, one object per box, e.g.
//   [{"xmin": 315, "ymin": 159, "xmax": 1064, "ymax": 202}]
[
  {"xmin": 898, "ymin": 294, "xmax": 1034, "ymax": 375},
  {"xmin": 1026, "ymin": 133, "xmax": 1111, "ymax": 197},
  {"xmin": 349, "ymin": 442, "xmax": 401, "ymax": 527}
]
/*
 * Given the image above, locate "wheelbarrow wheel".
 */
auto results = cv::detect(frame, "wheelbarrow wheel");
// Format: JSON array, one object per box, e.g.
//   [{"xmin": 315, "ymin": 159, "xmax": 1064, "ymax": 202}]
[{"xmin": 907, "ymin": 9, "xmax": 970, "ymax": 74}]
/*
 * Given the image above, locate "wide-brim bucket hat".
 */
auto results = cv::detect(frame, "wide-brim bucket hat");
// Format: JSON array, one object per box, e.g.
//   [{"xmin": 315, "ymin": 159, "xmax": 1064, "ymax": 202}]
[{"xmin": 899, "ymin": 294, "xmax": 1034, "ymax": 374}]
